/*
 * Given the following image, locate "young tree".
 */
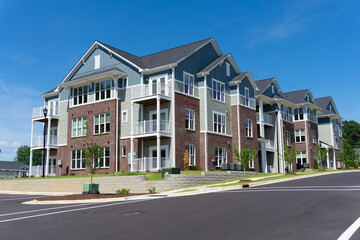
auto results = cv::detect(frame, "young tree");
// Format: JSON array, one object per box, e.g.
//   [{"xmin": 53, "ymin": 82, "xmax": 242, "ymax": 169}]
[
  {"xmin": 183, "ymin": 149, "xmax": 189, "ymax": 170},
  {"xmin": 233, "ymin": 144, "xmax": 257, "ymax": 180},
  {"xmin": 82, "ymin": 142, "xmax": 104, "ymax": 194},
  {"xmin": 277, "ymin": 144, "xmax": 298, "ymax": 173},
  {"xmin": 313, "ymin": 144, "xmax": 328, "ymax": 170}
]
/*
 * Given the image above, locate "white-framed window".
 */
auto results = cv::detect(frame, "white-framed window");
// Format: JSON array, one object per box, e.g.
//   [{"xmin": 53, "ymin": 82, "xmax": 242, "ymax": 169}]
[
  {"xmin": 295, "ymin": 129, "xmax": 305, "ymax": 142},
  {"xmin": 249, "ymin": 150, "xmax": 254, "ymax": 168},
  {"xmin": 312, "ymin": 130, "xmax": 316, "ymax": 144},
  {"xmin": 183, "ymin": 72, "xmax": 194, "ymax": 96},
  {"xmin": 71, "ymin": 150, "xmax": 85, "ymax": 169},
  {"xmin": 118, "ymin": 78, "xmax": 127, "ymax": 89},
  {"xmin": 71, "ymin": 86, "xmax": 88, "ymax": 106},
  {"xmin": 121, "ymin": 146, "xmax": 126, "ymax": 157},
  {"xmin": 122, "ymin": 110, "xmax": 128, "ymax": 123},
  {"xmin": 271, "ymin": 85, "xmax": 275, "ymax": 94},
  {"xmin": 97, "ymin": 147, "xmax": 110, "ymax": 168},
  {"xmin": 212, "ymin": 79, "xmax": 225, "ymax": 102},
  {"xmin": 213, "ymin": 112, "xmax": 226, "ymax": 134},
  {"xmin": 94, "ymin": 55, "xmax": 100, "ymax": 69},
  {"xmin": 95, "ymin": 80, "xmax": 112, "ymax": 101},
  {"xmin": 294, "ymin": 108, "xmax": 304, "ymax": 121},
  {"xmin": 286, "ymin": 130, "xmax": 291, "ymax": 146},
  {"xmin": 185, "ymin": 108, "xmax": 195, "ymax": 130},
  {"xmin": 94, "ymin": 113, "xmax": 110, "ymax": 134},
  {"xmin": 305, "ymin": 94, "xmax": 310, "ymax": 102},
  {"xmin": 215, "ymin": 147, "xmax": 227, "ymax": 167},
  {"xmin": 245, "ymin": 118, "xmax": 252, "ymax": 137},
  {"xmin": 296, "ymin": 151, "xmax": 307, "ymax": 165},
  {"xmin": 186, "ymin": 144, "xmax": 196, "ymax": 166},
  {"xmin": 308, "ymin": 108, "xmax": 317, "ymax": 122},
  {"xmin": 329, "ymin": 104, "xmax": 332, "ymax": 112},
  {"xmin": 244, "ymin": 87, "xmax": 250, "ymax": 106},
  {"xmin": 226, "ymin": 62, "xmax": 230, "ymax": 77},
  {"xmin": 72, "ymin": 117, "xmax": 87, "ymax": 137}
]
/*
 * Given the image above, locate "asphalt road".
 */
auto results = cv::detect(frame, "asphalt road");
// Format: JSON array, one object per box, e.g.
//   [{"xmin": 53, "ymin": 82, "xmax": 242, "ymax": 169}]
[{"xmin": 1, "ymin": 172, "xmax": 360, "ymax": 240}]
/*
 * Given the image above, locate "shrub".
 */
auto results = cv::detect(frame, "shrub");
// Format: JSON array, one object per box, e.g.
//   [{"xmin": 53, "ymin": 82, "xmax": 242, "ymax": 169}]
[
  {"xmin": 314, "ymin": 159, "xmax": 318, "ymax": 169},
  {"xmin": 184, "ymin": 149, "xmax": 189, "ymax": 170},
  {"xmin": 116, "ymin": 188, "xmax": 130, "ymax": 195},
  {"xmin": 148, "ymin": 187, "xmax": 156, "ymax": 194}
]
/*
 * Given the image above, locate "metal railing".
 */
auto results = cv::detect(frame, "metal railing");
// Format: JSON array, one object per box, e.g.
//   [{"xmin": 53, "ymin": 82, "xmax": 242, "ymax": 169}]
[
  {"xmin": 256, "ymin": 113, "xmax": 274, "ymax": 125},
  {"xmin": 30, "ymin": 165, "xmax": 56, "ymax": 177},
  {"xmin": 31, "ymin": 136, "xmax": 58, "ymax": 148},
  {"xmin": 308, "ymin": 114, "xmax": 317, "ymax": 123},
  {"xmin": 265, "ymin": 140, "xmax": 275, "ymax": 151},
  {"xmin": 132, "ymin": 157, "xmax": 170, "ymax": 172},
  {"xmin": 33, "ymin": 105, "xmax": 59, "ymax": 119},
  {"xmin": 132, "ymin": 82, "xmax": 170, "ymax": 99},
  {"xmin": 239, "ymin": 94, "xmax": 256, "ymax": 109},
  {"xmin": 133, "ymin": 120, "xmax": 170, "ymax": 135},
  {"xmin": 281, "ymin": 112, "xmax": 293, "ymax": 123}
]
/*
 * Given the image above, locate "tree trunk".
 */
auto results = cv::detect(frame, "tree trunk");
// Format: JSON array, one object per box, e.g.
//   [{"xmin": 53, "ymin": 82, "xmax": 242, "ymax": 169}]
[{"xmin": 243, "ymin": 166, "xmax": 246, "ymax": 180}]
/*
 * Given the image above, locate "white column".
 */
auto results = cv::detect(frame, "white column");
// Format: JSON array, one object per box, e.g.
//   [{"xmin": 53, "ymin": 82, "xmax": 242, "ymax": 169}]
[
  {"xmin": 326, "ymin": 149, "xmax": 330, "ymax": 169},
  {"xmin": 114, "ymin": 76, "xmax": 119, "ymax": 173},
  {"xmin": 45, "ymin": 118, "xmax": 51, "ymax": 176},
  {"xmin": 29, "ymin": 120, "xmax": 35, "ymax": 177},
  {"xmin": 259, "ymin": 100, "xmax": 264, "ymax": 138},
  {"xmin": 156, "ymin": 96, "xmax": 161, "ymax": 171},
  {"xmin": 130, "ymin": 101, "xmax": 134, "ymax": 172},
  {"xmin": 204, "ymin": 74, "xmax": 209, "ymax": 171},
  {"xmin": 278, "ymin": 106, "xmax": 284, "ymax": 173},
  {"xmin": 236, "ymin": 83, "xmax": 241, "ymax": 151},
  {"xmin": 171, "ymin": 66, "xmax": 176, "ymax": 168},
  {"xmin": 45, "ymin": 148, "xmax": 50, "ymax": 176},
  {"xmin": 261, "ymin": 142, "xmax": 267, "ymax": 173}
]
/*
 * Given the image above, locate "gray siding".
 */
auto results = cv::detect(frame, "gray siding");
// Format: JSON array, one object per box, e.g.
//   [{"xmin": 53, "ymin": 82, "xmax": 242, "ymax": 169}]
[
  {"xmin": 58, "ymin": 101, "xmax": 69, "ymax": 145},
  {"xmin": 238, "ymin": 76, "xmax": 255, "ymax": 98},
  {"xmin": 206, "ymin": 59, "xmax": 237, "ymax": 95},
  {"xmin": 59, "ymin": 88, "xmax": 69, "ymax": 102},
  {"xmin": 318, "ymin": 124, "xmax": 332, "ymax": 145},
  {"xmin": 262, "ymin": 82, "xmax": 281, "ymax": 98}
]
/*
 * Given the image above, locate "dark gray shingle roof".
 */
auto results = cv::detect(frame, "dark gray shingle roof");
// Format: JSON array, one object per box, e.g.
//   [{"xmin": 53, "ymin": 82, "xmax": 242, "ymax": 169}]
[
  {"xmin": 315, "ymin": 97, "xmax": 333, "ymax": 115},
  {"xmin": 42, "ymin": 87, "xmax": 58, "ymax": 96},
  {"xmin": 229, "ymin": 72, "xmax": 249, "ymax": 85},
  {"xmin": 198, "ymin": 54, "xmax": 230, "ymax": 74},
  {"xmin": 283, "ymin": 89, "xmax": 312, "ymax": 104},
  {"xmin": 0, "ymin": 161, "xmax": 28, "ymax": 170},
  {"xmin": 255, "ymin": 78, "xmax": 274, "ymax": 95},
  {"xmin": 71, "ymin": 67, "xmax": 126, "ymax": 81}
]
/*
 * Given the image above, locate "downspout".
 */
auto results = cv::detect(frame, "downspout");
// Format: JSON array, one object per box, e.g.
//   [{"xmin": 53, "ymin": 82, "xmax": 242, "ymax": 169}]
[
  {"xmin": 305, "ymin": 107, "xmax": 309, "ymax": 168},
  {"xmin": 171, "ymin": 66, "xmax": 176, "ymax": 167},
  {"xmin": 114, "ymin": 76, "xmax": 119, "ymax": 173},
  {"xmin": 237, "ymin": 83, "xmax": 241, "ymax": 151},
  {"xmin": 203, "ymin": 73, "xmax": 209, "ymax": 171}
]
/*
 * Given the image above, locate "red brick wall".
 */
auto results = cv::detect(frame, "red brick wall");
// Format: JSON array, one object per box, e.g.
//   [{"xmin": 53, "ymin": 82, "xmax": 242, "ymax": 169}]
[
  {"xmin": 206, "ymin": 133, "xmax": 233, "ymax": 170},
  {"xmin": 174, "ymin": 93, "xmax": 201, "ymax": 170},
  {"xmin": 282, "ymin": 120, "xmax": 296, "ymax": 169}
]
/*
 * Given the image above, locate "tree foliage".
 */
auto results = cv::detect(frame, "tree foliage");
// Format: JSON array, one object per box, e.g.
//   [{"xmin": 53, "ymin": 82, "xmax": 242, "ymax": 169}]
[
  {"xmin": 14, "ymin": 145, "xmax": 42, "ymax": 165},
  {"xmin": 82, "ymin": 142, "xmax": 104, "ymax": 194},
  {"xmin": 277, "ymin": 144, "xmax": 298, "ymax": 172},
  {"xmin": 183, "ymin": 149, "xmax": 189, "ymax": 170},
  {"xmin": 313, "ymin": 144, "xmax": 329, "ymax": 170},
  {"xmin": 343, "ymin": 120, "xmax": 360, "ymax": 148},
  {"xmin": 233, "ymin": 144, "xmax": 257, "ymax": 180}
]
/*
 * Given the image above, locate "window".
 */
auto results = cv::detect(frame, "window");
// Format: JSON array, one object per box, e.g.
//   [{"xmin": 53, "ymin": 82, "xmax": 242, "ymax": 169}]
[
  {"xmin": 271, "ymin": 85, "xmax": 275, "ymax": 94},
  {"xmin": 122, "ymin": 110, "xmax": 128, "ymax": 123},
  {"xmin": 294, "ymin": 108, "xmax": 304, "ymax": 121},
  {"xmin": 215, "ymin": 147, "xmax": 227, "ymax": 167},
  {"xmin": 245, "ymin": 118, "xmax": 252, "ymax": 137},
  {"xmin": 72, "ymin": 117, "xmax": 87, "ymax": 137},
  {"xmin": 286, "ymin": 131, "xmax": 291, "ymax": 146},
  {"xmin": 212, "ymin": 79, "xmax": 225, "ymax": 102},
  {"xmin": 121, "ymin": 146, "xmax": 126, "ymax": 157},
  {"xmin": 308, "ymin": 109, "xmax": 317, "ymax": 122},
  {"xmin": 94, "ymin": 55, "xmax": 100, "ymax": 69},
  {"xmin": 305, "ymin": 94, "xmax": 310, "ymax": 102},
  {"xmin": 71, "ymin": 150, "xmax": 85, "ymax": 169},
  {"xmin": 95, "ymin": 80, "xmax": 112, "ymax": 101},
  {"xmin": 282, "ymin": 106, "xmax": 293, "ymax": 122},
  {"xmin": 184, "ymin": 72, "xmax": 194, "ymax": 96},
  {"xmin": 249, "ymin": 150, "xmax": 254, "ymax": 168},
  {"xmin": 71, "ymin": 86, "xmax": 88, "ymax": 106},
  {"xmin": 226, "ymin": 62, "xmax": 230, "ymax": 77},
  {"xmin": 244, "ymin": 87, "xmax": 250, "ymax": 107},
  {"xmin": 185, "ymin": 108, "xmax": 195, "ymax": 130},
  {"xmin": 312, "ymin": 130, "xmax": 316, "ymax": 144},
  {"xmin": 94, "ymin": 113, "xmax": 110, "ymax": 134},
  {"xmin": 186, "ymin": 144, "xmax": 196, "ymax": 166},
  {"xmin": 296, "ymin": 151, "xmax": 307, "ymax": 165},
  {"xmin": 213, "ymin": 112, "xmax": 226, "ymax": 134},
  {"xmin": 97, "ymin": 147, "xmax": 110, "ymax": 168},
  {"xmin": 295, "ymin": 129, "xmax": 305, "ymax": 142},
  {"xmin": 118, "ymin": 78, "xmax": 127, "ymax": 89}
]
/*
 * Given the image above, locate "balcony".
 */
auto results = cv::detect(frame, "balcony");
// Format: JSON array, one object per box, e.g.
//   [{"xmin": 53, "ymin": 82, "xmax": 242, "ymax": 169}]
[
  {"xmin": 33, "ymin": 106, "xmax": 58, "ymax": 119},
  {"xmin": 133, "ymin": 120, "xmax": 170, "ymax": 136},
  {"xmin": 31, "ymin": 136, "xmax": 58, "ymax": 148},
  {"xmin": 281, "ymin": 112, "xmax": 293, "ymax": 123},
  {"xmin": 256, "ymin": 113, "xmax": 274, "ymax": 126},
  {"xmin": 265, "ymin": 140, "xmax": 275, "ymax": 151},
  {"xmin": 239, "ymin": 95, "xmax": 256, "ymax": 110},
  {"xmin": 132, "ymin": 157, "xmax": 170, "ymax": 172},
  {"xmin": 132, "ymin": 82, "xmax": 170, "ymax": 102}
]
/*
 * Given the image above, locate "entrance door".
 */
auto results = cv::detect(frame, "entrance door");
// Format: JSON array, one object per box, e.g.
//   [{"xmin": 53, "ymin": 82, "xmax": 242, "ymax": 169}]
[
  {"xmin": 48, "ymin": 157, "xmax": 56, "ymax": 175},
  {"xmin": 48, "ymin": 100, "xmax": 58, "ymax": 116},
  {"xmin": 150, "ymin": 111, "xmax": 167, "ymax": 132},
  {"xmin": 149, "ymin": 146, "xmax": 168, "ymax": 170},
  {"xmin": 149, "ymin": 76, "xmax": 167, "ymax": 95}
]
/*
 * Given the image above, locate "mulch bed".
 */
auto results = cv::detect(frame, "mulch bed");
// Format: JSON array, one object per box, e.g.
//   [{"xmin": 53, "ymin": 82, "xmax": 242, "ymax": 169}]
[
  {"xmin": 37, "ymin": 193, "xmax": 148, "ymax": 201},
  {"xmin": 239, "ymin": 179, "xmax": 252, "ymax": 182},
  {"xmin": 285, "ymin": 172, "xmax": 297, "ymax": 175}
]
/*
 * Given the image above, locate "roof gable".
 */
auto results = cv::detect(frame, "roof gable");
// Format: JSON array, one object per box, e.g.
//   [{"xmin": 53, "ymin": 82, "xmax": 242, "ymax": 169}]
[
  {"xmin": 255, "ymin": 78, "xmax": 283, "ymax": 98},
  {"xmin": 315, "ymin": 96, "xmax": 340, "ymax": 116},
  {"xmin": 284, "ymin": 89, "xmax": 315, "ymax": 105}
]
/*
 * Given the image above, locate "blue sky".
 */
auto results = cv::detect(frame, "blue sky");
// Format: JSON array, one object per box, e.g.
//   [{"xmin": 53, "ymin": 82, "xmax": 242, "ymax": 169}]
[{"xmin": 0, "ymin": 0, "xmax": 359, "ymax": 161}]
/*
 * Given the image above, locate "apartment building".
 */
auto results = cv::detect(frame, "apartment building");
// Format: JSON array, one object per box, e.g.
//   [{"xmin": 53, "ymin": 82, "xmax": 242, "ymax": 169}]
[
  {"xmin": 29, "ymin": 38, "xmax": 259, "ymax": 176},
  {"xmin": 29, "ymin": 38, "xmax": 343, "ymax": 176},
  {"xmin": 315, "ymin": 97, "xmax": 343, "ymax": 169}
]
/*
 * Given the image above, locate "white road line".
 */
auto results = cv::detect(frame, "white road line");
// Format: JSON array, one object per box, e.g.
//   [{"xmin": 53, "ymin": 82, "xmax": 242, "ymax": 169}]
[
  {"xmin": 338, "ymin": 217, "xmax": 360, "ymax": 240},
  {"xmin": 220, "ymin": 189, "xmax": 360, "ymax": 193},
  {"xmin": 0, "ymin": 195, "xmax": 31, "ymax": 199},
  {"xmin": 0, "ymin": 196, "xmax": 44, "ymax": 201},
  {"xmin": 0, "ymin": 198, "xmax": 154, "ymax": 223},
  {"xmin": 0, "ymin": 202, "xmax": 102, "ymax": 217},
  {"xmin": 253, "ymin": 186, "xmax": 360, "ymax": 189}
]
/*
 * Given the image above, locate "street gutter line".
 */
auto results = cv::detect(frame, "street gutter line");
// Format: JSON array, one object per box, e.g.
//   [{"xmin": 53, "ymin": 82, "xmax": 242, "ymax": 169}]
[
  {"xmin": 0, "ymin": 196, "xmax": 46, "ymax": 201},
  {"xmin": 0, "ymin": 198, "xmax": 155, "ymax": 224},
  {"xmin": 338, "ymin": 217, "xmax": 360, "ymax": 240},
  {"xmin": 219, "ymin": 189, "xmax": 360, "ymax": 193},
  {"xmin": 251, "ymin": 186, "xmax": 360, "ymax": 189}
]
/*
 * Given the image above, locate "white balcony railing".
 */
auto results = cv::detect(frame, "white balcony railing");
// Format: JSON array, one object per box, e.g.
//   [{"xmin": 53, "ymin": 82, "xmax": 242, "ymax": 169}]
[
  {"xmin": 33, "ymin": 105, "xmax": 59, "ymax": 119},
  {"xmin": 30, "ymin": 165, "xmax": 56, "ymax": 177},
  {"xmin": 281, "ymin": 112, "xmax": 293, "ymax": 123},
  {"xmin": 133, "ymin": 120, "xmax": 170, "ymax": 135},
  {"xmin": 132, "ymin": 157, "xmax": 170, "ymax": 172},
  {"xmin": 256, "ymin": 113, "xmax": 274, "ymax": 125},
  {"xmin": 31, "ymin": 136, "xmax": 58, "ymax": 148},
  {"xmin": 265, "ymin": 140, "xmax": 275, "ymax": 151},
  {"xmin": 308, "ymin": 114, "xmax": 317, "ymax": 123},
  {"xmin": 239, "ymin": 95, "xmax": 256, "ymax": 110},
  {"xmin": 132, "ymin": 82, "xmax": 170, "ymax": 99}
]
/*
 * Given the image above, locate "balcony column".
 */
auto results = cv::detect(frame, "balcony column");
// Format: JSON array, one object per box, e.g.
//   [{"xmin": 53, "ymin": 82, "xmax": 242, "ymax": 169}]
[
  {"xmin": 45, "ymin": 118, "xmax": 51, "ymax": 176},
  {"xmin": 130, "ymin": 101, "xmax": 134, "ymax": 172},
  {"xmin": 261, "ymin": 142, "xmax": 267, "ymax": 173},
  {"xmin": 156, "ymin": 96, "xmax": 160, "ymax": 171},
  {"xmin": 29, "ymin": 120, "xmax": 35, "ymax": 177},
  {"xmin": 326, "ymin": 148, "xmax": 330, "ymax": 169},
  {"xmin": 259, "ymin": 100, "xmax": 265, "ymax": 138}
]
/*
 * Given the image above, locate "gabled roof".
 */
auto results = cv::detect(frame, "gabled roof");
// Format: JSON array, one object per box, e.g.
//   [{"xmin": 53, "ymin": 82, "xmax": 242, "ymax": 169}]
[
  {"xmin": 315, "ymin": 96, "xmax": 340, "ymax": 117},
  {"xmin": 255, "ymin": 77, "xmax": 283, "ymax": 97},
  {"xmin": 0, "ymin": 161, "xmax": 28, "ymax": 171},
  {"xmin": 41, "ymin": 87, "xmax": 58, "ymax": 97},
  {"xmin": 197, "ymin": 54, "xmax": 231, "ymax": 75},
  {"xmin": 229, "ymin": 72, "xmax": 258, "ymax": 90},
  {"xmin": 283, "ymin": 89, "xmax": 315, "ymax": 105}
]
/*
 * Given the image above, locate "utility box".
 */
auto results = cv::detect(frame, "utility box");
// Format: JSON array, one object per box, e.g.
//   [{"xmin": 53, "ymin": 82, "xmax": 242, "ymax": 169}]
[
  {"xmin": 83, "ymin": 183, "xmax": 100, "ymax": 194},
  {"xmin": 161, "ymin": 168, "xmax": 180, "ymax": 179}
]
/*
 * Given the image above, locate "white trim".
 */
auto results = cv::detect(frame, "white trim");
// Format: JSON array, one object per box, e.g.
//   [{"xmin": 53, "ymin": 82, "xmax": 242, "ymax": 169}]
[
  {"xmin": 212, "ymin": 78, "xmax": 225, "ymax": 103},
  {"xmin": 69, "ymin": 96, "xmax": 116, "ymax": 109},
  {"xmin": 226, "ymin": 62, "xmax": 230, "ymax": 77},
  {"xmin": 149, "ymin": 109, "xmax": 169, "ymax": 121},
  {"xmin": 94, "ymin": 55, "xmax": 100, "ymax": 70},
  {"xmin": 174, "ymin": 90, "xmax": 200, "ymax": 100},
  {"xmin": 200, "ymin": 131, "xmax": 233, "ymax": 138},
  {"xmin": 212, "ymin": 111, "xmax": 226, "ymax": 134},
  {"xmin": 122, "ymin": 110, "xmax": 128, "ymax": 123},
  {"xmin": 185, "ymin": 108, "xmax": 195, "ymax": 131},
  {"xmin": 183, "ymin": 71, "xmax": 195, "ymax": 96},
  {"xmin": 204, "ymin": 75, "xmax": 208, "ymax": 171}
]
